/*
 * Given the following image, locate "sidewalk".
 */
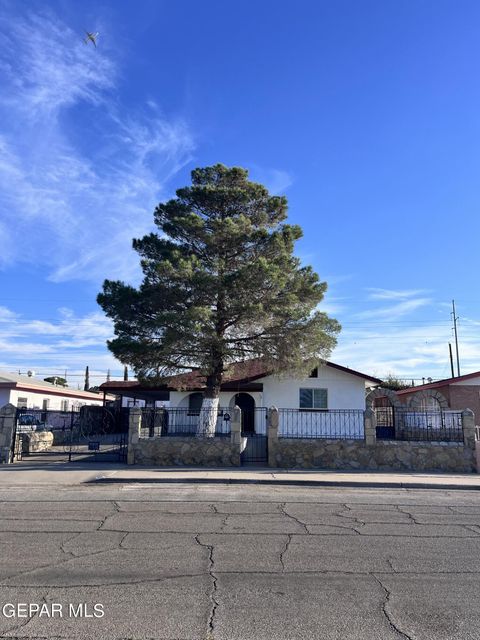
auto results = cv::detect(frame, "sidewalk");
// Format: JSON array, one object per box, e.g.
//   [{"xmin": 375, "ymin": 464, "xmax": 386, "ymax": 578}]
[{"xmin": 1, "ymin": 462, "xmax": 480, "ymax": 490}]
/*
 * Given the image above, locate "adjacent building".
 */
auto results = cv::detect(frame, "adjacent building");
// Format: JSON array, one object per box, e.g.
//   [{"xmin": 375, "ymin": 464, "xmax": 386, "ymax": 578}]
[
  {"xmin": 396, "ymin": 371, "xmax": 480, "ymax": 419},
  {"xmin": 0, "ymin": 371, "xmax": 107, "ymax": 411}
]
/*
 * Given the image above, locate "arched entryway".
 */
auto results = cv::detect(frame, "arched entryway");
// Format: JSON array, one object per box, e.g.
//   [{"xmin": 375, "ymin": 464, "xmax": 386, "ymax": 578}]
[
  {"xmin": 234, "ymin": 393, "xmax": 255, "ymax": 433},
  {"xmin": 366, "ymin": 388, "xmax": 403, "ymax": 440}
]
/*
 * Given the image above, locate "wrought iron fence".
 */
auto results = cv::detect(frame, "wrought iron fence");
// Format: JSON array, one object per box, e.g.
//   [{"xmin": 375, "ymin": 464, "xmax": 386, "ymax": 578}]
[
  {"xmin": 278, "ymin": 409, "xmax": 364, "ymax": 439},
  {"xmin": 140, "ymin": 407, "xmax": 233, "ymax": 438},
  {"xmin": 393, "ymin": 409, "xmax": 463, "ymax": 442},
  {"xmin": 14, "ymin": 406, "xmax": 128, "ymax": 462}
]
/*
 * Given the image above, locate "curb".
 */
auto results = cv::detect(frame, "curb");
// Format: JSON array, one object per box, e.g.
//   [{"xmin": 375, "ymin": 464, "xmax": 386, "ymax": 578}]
[{"xmin": 87, "ymin": 477, "xmax": 480, "ymax": 490}]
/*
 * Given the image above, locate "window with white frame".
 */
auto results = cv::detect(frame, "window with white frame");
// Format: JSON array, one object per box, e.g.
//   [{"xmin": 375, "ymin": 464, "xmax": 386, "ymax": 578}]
[
  {"xmin": 61, "ymin": 400, "xmax": 69, "ymax": 412},
  {"xmin": 17, "ymin": 397, "xmax": 28, "ymax": 409},
  {"xmin": 299, "ymin": 388, "xmax": 328, "ymax": 410}
]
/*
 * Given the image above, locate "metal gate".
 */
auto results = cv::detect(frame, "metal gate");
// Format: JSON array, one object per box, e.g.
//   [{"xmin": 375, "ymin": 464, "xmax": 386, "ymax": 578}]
[
  {"xmin": 14, "ymin": 406, "xmax": 128, "ymax": 463},
  {"xmin": 239, "ymin": 407, "xmax": 268, "ymax": 466},
  {"xmin": 241, "ymin": 434, "xmax": 268, "ymax": 466},
  {"xmin": 374, "ymin": 406, "xmax": 395, "ymax": 439}
]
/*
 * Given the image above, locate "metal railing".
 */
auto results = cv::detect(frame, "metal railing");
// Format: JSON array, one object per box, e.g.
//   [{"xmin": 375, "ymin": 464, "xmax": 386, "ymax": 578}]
[
  {"xmin": 140, "ymin": 407, "xmax": 232, "ymax": 438},
  {"xmin": 393, "ymin": 410, "xmax": 463, "ymax": 442},
  {"xmin": 278, "ymin": 408, "xmax": 364, "ymax": 440}
]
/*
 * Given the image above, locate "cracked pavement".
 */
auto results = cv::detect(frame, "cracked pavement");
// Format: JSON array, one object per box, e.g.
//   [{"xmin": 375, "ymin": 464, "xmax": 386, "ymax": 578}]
[{"xmin": 0, "ymin": 483, "xmax": 479, "ymax": 639}]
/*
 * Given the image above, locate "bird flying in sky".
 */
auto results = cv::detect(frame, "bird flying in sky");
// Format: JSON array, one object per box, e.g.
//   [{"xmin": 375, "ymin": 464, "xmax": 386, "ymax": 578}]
[{"xmin": 83, "ymin": 31, "xmax": 99, "ymax": 47}]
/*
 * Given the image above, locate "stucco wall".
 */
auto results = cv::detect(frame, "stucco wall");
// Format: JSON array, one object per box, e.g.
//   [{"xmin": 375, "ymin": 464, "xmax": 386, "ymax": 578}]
[
  {"xmin": 4, "ymin": 388, "xmax": 104, "ymax": 411},
  {"xmin": 132, "ymin": 436, "xmax": 240, "ymax": 466},
  {"xmin": 269, "ymin": 438, "xmax": 476, "ymax": 472},
  {"xmin": 170, "ymin": 391, "xmax": 263, "ymax": 409},
  {"xmin": 260, "ymin": 367, "xmax": 367, "ymax": 410}
]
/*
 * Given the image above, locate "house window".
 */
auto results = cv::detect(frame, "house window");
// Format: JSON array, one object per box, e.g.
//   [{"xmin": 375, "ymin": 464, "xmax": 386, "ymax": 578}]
[
  {"xmin": 309, "ymin": 367, "xmax": 318, "ymax": 378},
  {"xmin": 299, "ymin": 388, "xmax": 328, "ymax": 410},
  {"xmin": 17, "ymin": 397, "xmax": 28, "ymax": 409},
  {"xmin": 188, "ymin": 393, "xmax": 203, "ymax": 415},
  {"xmin": 61, "ymin": 400, "xmax": 69, "ymax": 412}
]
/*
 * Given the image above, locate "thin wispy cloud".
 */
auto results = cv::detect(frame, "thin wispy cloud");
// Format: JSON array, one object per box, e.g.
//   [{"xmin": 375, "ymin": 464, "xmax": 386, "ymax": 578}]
[
  {"xmin": 354, "ymin": 298, "xmax": 432, "ymax": 320},
  {"xmin": 250, "ymin": 166, "xmax": 293, "ymax": 195},
  {"xmin": 0, "ymin": 304, "xmax": 119, "ymax": 383},
  {"xmin": 0, "ymin": 9, "xmax": 194, "ymax": 284},
  {"xmin": 366, "ymin": 288, "xmax": 431, "ymax": 301}
]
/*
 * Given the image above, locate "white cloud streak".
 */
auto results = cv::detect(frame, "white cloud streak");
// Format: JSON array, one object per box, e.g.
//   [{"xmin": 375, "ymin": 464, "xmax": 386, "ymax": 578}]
[
  {"xmin": 353, "ymin": 298, "xmax": 432, "ymax": 320},
  {"xmin": 366, "ymin": 288, "xmax": 431, "ymax": 301},
  {"xmin": 0, "ymin": 9, "xmax": 195, "ymax": 284},
  {"xmin": 0, "ymin": 305, "xmax": 120, "ymax": 383}
]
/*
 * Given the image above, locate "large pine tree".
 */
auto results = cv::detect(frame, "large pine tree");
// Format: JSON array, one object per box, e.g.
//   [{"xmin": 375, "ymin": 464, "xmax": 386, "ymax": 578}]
[{"xmin": 98, "ymin": 164, "xmax": 340, "ymax": 434}]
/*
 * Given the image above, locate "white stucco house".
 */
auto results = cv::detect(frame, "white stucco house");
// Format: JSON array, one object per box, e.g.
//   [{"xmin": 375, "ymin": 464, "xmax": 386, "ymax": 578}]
[
  {"xmin": 0, "ymin": 371, "xmax": 108, "ymax": 411},
  {"xmin": 100, "ymin": 359, "xmax": 382, "ymax": 436}
]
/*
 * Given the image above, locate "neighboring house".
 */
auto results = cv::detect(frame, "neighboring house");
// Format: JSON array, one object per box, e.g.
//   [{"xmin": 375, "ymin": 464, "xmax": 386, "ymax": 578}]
[
  {"xmin": 100, "ymin": 359, "xmax": 382, "ymax": 435},
  {"xmin": 395, "ymin": 371, "xmax": 480, "ymax": 419},
  {"xmin": 0, "ymin": 371, "xmax": 107, "ymax": 411}
]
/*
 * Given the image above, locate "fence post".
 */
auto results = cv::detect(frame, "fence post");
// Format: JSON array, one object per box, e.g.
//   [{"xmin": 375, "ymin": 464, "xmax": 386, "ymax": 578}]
[
  {"xmin": 127, "ymin": 407, "xmax": 142, "ymax": 465},
  {"xmin": 267, "ymin": 406, "xmax": 279, "ymax": 467},
  {"xmin": 230, "ymin": 405, "xmax": 242, "ymax": 466},
  {"xmin": 462, "ymin": 409, "xmax": 476, "ymax": 450},
  {"xmin": 0, "ymin": 403, "xmax": 16, "ymax": 464},
  {"xmin": 230, "ymin": 405, "xmax": 242, "ymax": 445},
  {"xmin": 364, "ymin": 408, "xmax": 377, "ymax": 446}
]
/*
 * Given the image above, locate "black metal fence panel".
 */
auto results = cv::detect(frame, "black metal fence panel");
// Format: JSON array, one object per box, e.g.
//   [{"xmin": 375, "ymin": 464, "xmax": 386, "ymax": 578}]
[
  {"xmin": 391, "ymin": 409, "xmax": 463, "ymax": 442},
  {"xmin": 140, "ymin": 407, "xmax": 233, "ymax": 438},
  {"xmin": 14, "ymin": 406, "xmax": 128, "ymax": 462},
  {"xmin": 278, "ymin": 409, "xmax": 365, "ymax": 440}
]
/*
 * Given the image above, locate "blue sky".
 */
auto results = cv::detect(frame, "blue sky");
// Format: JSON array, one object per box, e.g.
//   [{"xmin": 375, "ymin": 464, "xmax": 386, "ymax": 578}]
[{"xmin": 1, "ymin": 0, "xmax": 479, "ymax": 388}]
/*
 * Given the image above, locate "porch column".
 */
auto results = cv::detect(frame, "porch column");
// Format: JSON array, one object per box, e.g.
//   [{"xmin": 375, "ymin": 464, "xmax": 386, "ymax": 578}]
[{"xmin": 127, "ymin": 407, "xmax": 142, "ymax": 465}]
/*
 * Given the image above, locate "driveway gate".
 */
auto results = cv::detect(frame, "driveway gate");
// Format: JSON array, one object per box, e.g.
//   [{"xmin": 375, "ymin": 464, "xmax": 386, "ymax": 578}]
[{"xmin": 14, "ymin": 406, "xmax": 128, "ymax": 463}]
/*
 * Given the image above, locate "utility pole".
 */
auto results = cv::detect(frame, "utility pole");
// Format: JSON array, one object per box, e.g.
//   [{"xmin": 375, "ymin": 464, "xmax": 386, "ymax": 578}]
[
  {"xmin": 448, "ymin": 343, "xmax": 455, "ymax": 378},
  {"xmin": 451, "ymin": 300, "xmax": 460, "ymax": 377}
]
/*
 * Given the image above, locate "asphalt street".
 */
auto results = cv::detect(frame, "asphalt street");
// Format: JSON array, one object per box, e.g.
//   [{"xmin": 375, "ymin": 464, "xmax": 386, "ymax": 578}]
[{"xmin": 0, "ymin": 482, "xmax": 479, "ymax": 640}]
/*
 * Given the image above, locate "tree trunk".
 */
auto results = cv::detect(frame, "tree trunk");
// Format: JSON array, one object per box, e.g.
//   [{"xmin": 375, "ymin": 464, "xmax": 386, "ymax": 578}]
[
  {"xmin": 197, "ymin": 370, "xmax": 222, "ymax": 438},
  {"xmin": 197, "ymin": 395, "xmax": 220, "ymax": 438}
]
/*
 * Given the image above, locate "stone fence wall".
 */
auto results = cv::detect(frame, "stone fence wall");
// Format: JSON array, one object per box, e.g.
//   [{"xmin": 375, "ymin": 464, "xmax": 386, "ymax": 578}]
[
  {"xmin": 268, "ymin": 438, "xmax": 476, "ymax": 472},
  {"xmin": 128, "ymin": 407, "xmax": 242, "ymax": 467},
  {"xmin": 268, "ymin": 407, "xmax": 477, "ymax": 473},
  {"xmin": 126, "ymin": 405, "xmax": 478, "ymax": 473}
]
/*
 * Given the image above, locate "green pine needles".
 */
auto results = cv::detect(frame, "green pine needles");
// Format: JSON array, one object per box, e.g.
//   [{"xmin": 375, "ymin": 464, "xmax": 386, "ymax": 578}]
[{"xmin": 97, "ymin": 164, "xmax": 340, "ymax": 403}]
